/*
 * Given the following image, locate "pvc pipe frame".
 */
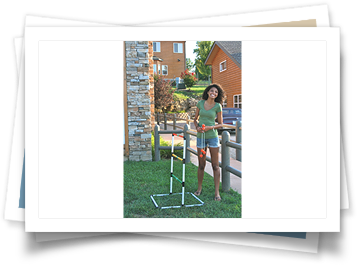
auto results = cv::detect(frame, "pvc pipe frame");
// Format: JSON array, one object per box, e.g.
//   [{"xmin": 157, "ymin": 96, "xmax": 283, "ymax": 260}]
[
  {"xmin": 150, "ymin": 133, "xmax": 204, "ymax": 209},
  {"xmin": 150, "ymin": 192, "xmax": 204, "ymax": 209}
]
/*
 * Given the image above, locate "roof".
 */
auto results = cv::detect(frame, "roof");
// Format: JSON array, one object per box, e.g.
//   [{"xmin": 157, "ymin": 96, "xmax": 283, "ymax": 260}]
[{"xmin": 205, "ymin": 41, "xmax": 241, "ymax": 68}]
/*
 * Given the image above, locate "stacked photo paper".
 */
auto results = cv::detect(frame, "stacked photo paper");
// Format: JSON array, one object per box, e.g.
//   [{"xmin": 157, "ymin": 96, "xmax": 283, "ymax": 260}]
[{"xmin": 4, "ymin": 5, "xmax": 346, "ymax": 253}]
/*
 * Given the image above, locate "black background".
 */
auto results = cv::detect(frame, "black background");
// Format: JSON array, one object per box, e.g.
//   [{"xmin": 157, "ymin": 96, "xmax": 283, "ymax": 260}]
[{"xmin": 0, "ymin": 1, "xmax": 356, "ymax": 258}]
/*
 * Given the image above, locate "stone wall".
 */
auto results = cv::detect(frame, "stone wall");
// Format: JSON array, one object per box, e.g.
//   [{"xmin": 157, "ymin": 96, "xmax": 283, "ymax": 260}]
[{"xmin": 125, "ymin": 41, "xmax": 154, "ymax": 161}]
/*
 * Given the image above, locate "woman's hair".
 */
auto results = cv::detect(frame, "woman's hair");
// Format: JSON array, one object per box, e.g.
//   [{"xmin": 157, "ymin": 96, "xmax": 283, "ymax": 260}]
[{"xmin": 202, "ymin": 83, "xmax": 226, "ymax": 105}]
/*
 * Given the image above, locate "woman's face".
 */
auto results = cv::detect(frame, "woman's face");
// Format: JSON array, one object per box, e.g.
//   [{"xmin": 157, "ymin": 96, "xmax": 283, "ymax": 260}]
[{"xmin": 208, "ymin": 87, "xmax": 219, "ymax": 99}]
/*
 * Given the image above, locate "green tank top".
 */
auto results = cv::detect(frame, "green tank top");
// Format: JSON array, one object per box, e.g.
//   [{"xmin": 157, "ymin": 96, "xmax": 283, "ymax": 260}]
[{"xmin": 196, "ymin": 100, "xmax": 222, "ymax": 139}]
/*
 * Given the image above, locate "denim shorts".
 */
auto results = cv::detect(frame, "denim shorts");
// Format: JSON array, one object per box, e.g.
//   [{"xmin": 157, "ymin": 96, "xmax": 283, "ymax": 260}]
[{"xmin": 196, "ymin": 136, "xmax": 220, "ymax": 149}]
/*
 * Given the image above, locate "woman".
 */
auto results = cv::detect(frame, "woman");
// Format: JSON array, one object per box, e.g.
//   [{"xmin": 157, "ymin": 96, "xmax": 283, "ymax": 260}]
[{"xmin": 193, "ymin": 84, "xmax": 225, "ymax": 201}]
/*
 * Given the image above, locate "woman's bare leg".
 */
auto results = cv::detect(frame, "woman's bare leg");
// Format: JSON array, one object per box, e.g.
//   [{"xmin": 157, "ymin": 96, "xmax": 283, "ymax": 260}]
[
  {"xmin": 195, "ymin": 147, "xmax": 207, "ymax": 195},
  {"xmin": 209, "ymin": 147, "xmax": 221, "ymax": 200}
]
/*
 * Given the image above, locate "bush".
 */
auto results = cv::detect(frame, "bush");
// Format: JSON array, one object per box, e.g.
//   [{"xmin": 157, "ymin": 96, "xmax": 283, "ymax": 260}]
[
  {"xmin": 154, "ymin": 74, "xmax": 176, "ymax": 112},
  {"xmin": 151, "ymin": 131, "xmax": 183, "ymax": 160},
  {"xmin": 180, "ymin": 69, "xmax": 198, "ymax": 88}
]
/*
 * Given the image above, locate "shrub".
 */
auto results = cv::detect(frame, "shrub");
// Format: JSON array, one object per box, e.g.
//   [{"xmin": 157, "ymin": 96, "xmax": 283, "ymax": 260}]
[
  {"xmin": 154, "ymin": 74, "xmax": 176, "ymax": 112},
  {"xmin": 180, "ymin": 69, "xmax": 198, "ymax": 88},
  {"xmin": 151, "ymin": 131, "xmax": 183, "ymax": 160}
]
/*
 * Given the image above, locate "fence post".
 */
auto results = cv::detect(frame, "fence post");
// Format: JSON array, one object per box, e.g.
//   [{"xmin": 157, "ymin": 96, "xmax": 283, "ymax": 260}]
[
  {"xmin": 236, "ymin": 120, "xmax": 242, "ymax": 162},
  {"xmin": 164, "ymin": 113, "xmax": 167, "ymax": 130},
  {"xmin": 221, "ymin": 131, "xmax": 231, "ymax": 192},
  {"xmin": 184, "ymin": 124, "xmax": 190, "ymax": 164},
  {"xmin": 173, "ymin": 114, "xmax": 176, "ymax": 130},
  {"xmin": 154, "ymin": 125, "xmax": 160, "ymax": 161}
]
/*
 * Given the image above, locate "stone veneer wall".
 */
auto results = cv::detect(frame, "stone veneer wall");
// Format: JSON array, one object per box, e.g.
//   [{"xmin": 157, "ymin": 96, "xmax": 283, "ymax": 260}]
[{"xmin": 126, "ymin": 41, "xmax": 154, "ymax": 161}]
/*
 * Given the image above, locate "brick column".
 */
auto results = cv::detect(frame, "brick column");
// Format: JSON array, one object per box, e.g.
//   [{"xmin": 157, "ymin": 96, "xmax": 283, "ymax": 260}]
[{"xmin": 125, "ymin": 41, "xmax": 153, "ymax": 161}]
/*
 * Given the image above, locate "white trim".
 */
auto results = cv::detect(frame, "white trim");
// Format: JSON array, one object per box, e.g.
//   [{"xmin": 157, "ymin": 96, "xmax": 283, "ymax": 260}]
[
  {"xmin": 220, "ymin": 60, "xmax": 227, "ymax": 72},
  {"xmin": 233, "ymin": 94, "xmax": 242, "ymax": 108}
]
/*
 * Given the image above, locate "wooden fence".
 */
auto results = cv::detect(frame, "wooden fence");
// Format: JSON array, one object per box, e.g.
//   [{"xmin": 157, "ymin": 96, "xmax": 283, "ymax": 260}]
[
  {"xmin": 154, "ymin": 123, "xmax": 242, "ymax": 192},
  {"xmin": 155, "ymin": 113, "xmax": 242, "ymax": 161}
]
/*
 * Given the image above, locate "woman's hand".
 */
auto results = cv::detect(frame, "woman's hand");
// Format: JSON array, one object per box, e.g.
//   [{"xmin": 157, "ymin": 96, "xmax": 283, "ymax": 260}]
[
  {"xmin": 206, "ymin": 126, "xmax": 214, "ymax": 132},
  {"xmin": 197, "ymin": 126, "xmax": 214, "ymax": 132},
  {"xmin": 196, "ymin": 126, "xmax": 203, "ymax": 133}
]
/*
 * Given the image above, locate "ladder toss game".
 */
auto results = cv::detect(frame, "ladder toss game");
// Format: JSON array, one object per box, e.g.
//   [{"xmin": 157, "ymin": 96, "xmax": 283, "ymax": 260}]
[{"xmin": 150, "ymin": 129, "xmax": 205, "ymax": 209}]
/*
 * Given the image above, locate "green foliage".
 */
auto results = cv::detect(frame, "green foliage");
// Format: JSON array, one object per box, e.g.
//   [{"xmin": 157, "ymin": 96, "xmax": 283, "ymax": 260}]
[
  {"xmin": 154, "ymin": 74, "xmax": 176, "ymax": 112},
  {"xmin": 186, "ymin": 58, "xmax": 194, "ymax": 72},
  {"xmin": 151, "ymin": 131, "xmax": 183, "ymax": 160},
  {"xmin": 180, "ymin": 69, "xmax": 198, "ymax": 88},
  {"xmin": 194, "ymin": 41, "xmax": 213, "ymax": 80},
  {"xmin": 174, "ymin": 85, "xmax": 206, "ymax": 99}
]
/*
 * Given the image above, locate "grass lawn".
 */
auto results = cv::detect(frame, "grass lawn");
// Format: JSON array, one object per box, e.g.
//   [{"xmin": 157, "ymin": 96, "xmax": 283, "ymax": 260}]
[
  {"xmin": 124, "ymin": 160, "xmax": 242, "ymax": 218},
  {"xmin": 174, "ymin": 85, "xmax": 207, "ymax": 100}
]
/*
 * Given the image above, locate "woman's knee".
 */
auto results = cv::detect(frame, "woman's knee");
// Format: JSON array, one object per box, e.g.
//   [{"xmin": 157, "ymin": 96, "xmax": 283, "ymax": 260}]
[
  {"xmin": 199, "ymin": 163, "xmax": 206, "ymax": 170},
  {"xmin": 212, "ymin": 164, "xmax": 220, "ymax": 172}
]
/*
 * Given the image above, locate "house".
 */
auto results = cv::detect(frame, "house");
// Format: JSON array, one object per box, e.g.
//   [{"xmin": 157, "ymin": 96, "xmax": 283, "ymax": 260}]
[
  {"xmin": 152, "ymin": 41, "xmax": 186, "ymax": 80},
  {"xmin": 205, "ymin": 41, "xmax": 242, "ymax": 108}
]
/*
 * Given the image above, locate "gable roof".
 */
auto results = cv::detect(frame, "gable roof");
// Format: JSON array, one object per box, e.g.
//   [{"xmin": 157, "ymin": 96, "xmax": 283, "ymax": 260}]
[{"xmin": 205, "ymin": 41, "xmax": 241, "ymax": 68}]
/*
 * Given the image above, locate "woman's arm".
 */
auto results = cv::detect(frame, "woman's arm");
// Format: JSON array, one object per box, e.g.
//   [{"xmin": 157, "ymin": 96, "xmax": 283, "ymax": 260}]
[{"xmin": 193, "ymin": 107, "xmax": 202, "ymax": 132}]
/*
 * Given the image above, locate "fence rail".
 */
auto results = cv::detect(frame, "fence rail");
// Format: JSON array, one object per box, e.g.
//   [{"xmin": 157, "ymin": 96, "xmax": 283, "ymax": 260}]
[
  {"xmin": 154, "ymin": 123, "xmax": 241, "ymax": 192},
  {"xmin": 156, "ymin": 112, "xmax": 242, "ymax": 162}
]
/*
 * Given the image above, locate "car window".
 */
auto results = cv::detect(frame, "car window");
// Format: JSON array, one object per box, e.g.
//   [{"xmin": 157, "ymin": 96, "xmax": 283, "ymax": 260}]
[{"xmin": 222, "ymin": 109, "xmax": 242, "ymax": 115}]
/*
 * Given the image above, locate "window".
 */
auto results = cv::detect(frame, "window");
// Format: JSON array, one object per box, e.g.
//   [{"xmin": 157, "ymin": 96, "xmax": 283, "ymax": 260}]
[
  {"xmin": 222, "ymin": 99, "xmax": 227, "ymax": 107},
  {"xmin": 233, "ymin": 94, "xmax": 242, "ymax": 108},
  {"xmin": 173, "ymin": 43, "xmax": 183, "ymax": 53},
  {"xmin": 162, "ymin": 65, "xmax": 168, "ymax": 75},
  {"xmin": 220, "ymin": 60, "xmax": 227, "ymax": 72},
  {"xmin": 153, "ymin": 64, "xmax": 157, "ymax": 74},
  {"xmin": 153, "ymin": 42, "xmax": 161, "ymax": 52},
  {"xmin": 158, "ymin": 64, "xmax": 161, "ymax": 75}
]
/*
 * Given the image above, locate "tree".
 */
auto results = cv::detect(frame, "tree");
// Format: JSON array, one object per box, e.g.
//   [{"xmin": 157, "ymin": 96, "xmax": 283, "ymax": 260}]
[
  {"xmin": 154, "ymin": 74, "xmax": 175, "ymax": 112},
  {"xmin": 186, "ymin": 58, "xmax": 194, "ymax": 72},
  {"xmin": 193, "ymin": 41, "xmax": 213, "ymax": 80}
]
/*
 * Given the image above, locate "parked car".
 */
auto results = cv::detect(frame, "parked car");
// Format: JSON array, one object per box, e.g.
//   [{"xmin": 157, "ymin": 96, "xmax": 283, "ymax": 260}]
[{"xmin": 216, "ymin": 108, "xmax": 242, "ymax": 134}]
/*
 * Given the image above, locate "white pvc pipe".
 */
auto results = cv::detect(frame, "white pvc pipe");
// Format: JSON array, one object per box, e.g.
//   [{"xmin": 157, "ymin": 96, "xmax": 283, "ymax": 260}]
[
  {"xmin": 170, "ymin": 134, "xmax": 174, "ymax": 194},
  {"xmin": 171, "ymin": 134, "xmax": 175, "ymax": 152},
  {"xmin": 150, "ymin": 195, "xmax": 159, "ymax": 208},
  {"xmin": 182, "ymin": 136, "xmax": 187, "ymax": 205}
]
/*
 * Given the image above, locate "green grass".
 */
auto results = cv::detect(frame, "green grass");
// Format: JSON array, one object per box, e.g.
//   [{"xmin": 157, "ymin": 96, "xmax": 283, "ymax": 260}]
[
  {"xmin": 174, "ymin": 85, "xmax": 206, "ymax": 100},
  {"xmin": 124, "ymin": 160, "xmax": 242, "ymax": 218}
]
